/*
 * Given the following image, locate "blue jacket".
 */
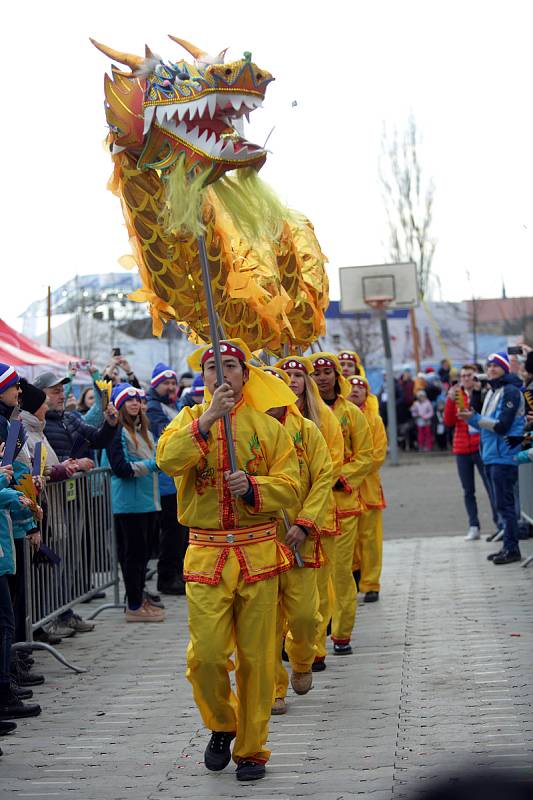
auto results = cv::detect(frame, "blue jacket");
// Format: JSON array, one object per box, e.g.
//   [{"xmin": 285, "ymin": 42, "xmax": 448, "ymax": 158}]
[
  {"xmin": 469, "ymin": 374, "xmax": 525, "ymax": 465},
  {"xmin": 0, "ymin": 474, "xmax": 27, "ymax": 576},
  {"xmin": 103, "ymin": 425, "xmax": 161, "ymax": 515},
  {"xmin": 146, "ymin": 388, "xmax": 178, "ymax": 497}
]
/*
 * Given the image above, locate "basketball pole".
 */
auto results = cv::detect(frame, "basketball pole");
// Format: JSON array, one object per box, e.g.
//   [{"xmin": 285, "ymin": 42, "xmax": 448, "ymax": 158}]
[{"xmin": 377, "ymin": 306, "xmax": 399, "ymax": 467}]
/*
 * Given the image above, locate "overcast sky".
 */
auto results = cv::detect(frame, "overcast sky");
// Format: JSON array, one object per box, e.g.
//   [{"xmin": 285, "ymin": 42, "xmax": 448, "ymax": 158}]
[{"xmin": 3, "ymin": 0, "xmax": 533, "ymax": 330}]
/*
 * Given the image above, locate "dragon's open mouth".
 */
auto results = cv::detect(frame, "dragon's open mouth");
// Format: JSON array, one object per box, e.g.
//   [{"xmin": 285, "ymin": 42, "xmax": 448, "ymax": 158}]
[{"xmin": 144, "ymin": 92, "xmax": 264, "ymax": 161}]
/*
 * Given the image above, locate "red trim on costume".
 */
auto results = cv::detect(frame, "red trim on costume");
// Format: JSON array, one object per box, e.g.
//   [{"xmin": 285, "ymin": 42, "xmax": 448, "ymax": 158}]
[
  {"xmin": 295, "ymin": 516, "xmax": 321, "ymax": 541},
  {"xmin": 190, "ymin": 418, "xmax": 209, "ymax": 456},
  {"xmin": 247, "ymin": 476, "xmax": 263, "ymax": 512},
  {"xmin": 234, "ymin": 543, "xmax": 294, "ymax": 584},
  {"xmin": 331, "ymin": 637, "xmax": 351, "ymax": 645},
  {"xmin": 183, "ymin": 549, "xmax": 229, "ymax": 585},
  {"xmin": 337, "ymin": 476, "xmax": 353, "ymax": 494}
]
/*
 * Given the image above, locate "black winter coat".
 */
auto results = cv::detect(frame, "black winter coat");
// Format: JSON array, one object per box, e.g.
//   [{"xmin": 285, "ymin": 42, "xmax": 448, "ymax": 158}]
[{"xmin": 43, "ymin": 410, "xmax": 116, "ymax": 461}]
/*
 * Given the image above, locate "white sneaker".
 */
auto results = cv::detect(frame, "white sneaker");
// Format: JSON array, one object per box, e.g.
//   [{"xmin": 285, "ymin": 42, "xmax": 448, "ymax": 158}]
[{"xmin": 464, "ymin": 526, "xmax": 481, "ymax": 541}]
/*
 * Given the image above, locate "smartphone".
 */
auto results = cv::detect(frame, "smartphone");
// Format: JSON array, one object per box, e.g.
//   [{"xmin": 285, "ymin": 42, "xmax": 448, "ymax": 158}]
[
  {"xmin": 507, "ymin": 346, "xmax": 523, "ymax": 356},
  {"xmin": 475, "ymin": 373, "xmax": 488, "ymax": 381},
  {"xmin": 112, "ymin": 347, "xmax": 121, "ymax": 357}
]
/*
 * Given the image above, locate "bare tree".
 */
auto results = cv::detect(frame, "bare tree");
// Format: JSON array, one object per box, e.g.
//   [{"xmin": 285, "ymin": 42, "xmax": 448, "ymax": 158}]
[
  {"xmin": 380, "ymin": 116, "xmax": 437, "ymax": 300},
  {"xmin": 340, "ymin": 315, "xmax": 383, "ymax": 365}
]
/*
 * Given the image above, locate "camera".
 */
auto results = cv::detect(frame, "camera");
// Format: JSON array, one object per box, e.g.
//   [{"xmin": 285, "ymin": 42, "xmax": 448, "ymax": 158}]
[
  {"xmin": 112, "ymin": 347, "xmax": 121, "ymax": 357},
  {"xmin": 507, "ymin": 346, "xmax": 523, "ymax": 356}
]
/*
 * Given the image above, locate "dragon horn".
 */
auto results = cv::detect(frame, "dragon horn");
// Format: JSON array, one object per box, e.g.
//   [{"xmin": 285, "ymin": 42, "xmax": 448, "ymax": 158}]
[
  {"xmin": 90, "ymin": 38, "xmax": 144, "ymax": 71},
  {"xmin": 167, "ymin": 35, "xmax": 207, "ymax": 60}
]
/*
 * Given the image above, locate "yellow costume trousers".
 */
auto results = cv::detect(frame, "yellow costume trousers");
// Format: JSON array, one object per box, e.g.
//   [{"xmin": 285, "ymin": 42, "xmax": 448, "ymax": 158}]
[
  {"xmin": 332, "ymin": 514, "xmax": 359, "ymax": 643},
  {"xmin": 275, "ymin": 567, "xmax": 321, "ymax": 699},
  {"xmin": 315, "ymin": 535, "xmax": 336, "ymax": 659},
  {"xmin": 186, "ymin": 549, "xmax": 278, "ymax": 764},
  {"xmin": 355, "ymin": 509, "xmax": 383, "ymax": 593}
]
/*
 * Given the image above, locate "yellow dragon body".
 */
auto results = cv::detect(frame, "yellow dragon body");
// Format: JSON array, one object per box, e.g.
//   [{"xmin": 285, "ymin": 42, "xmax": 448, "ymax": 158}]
[{"xmin": 93, "ymin": 37, "xmax": 329, "ymax": 351}]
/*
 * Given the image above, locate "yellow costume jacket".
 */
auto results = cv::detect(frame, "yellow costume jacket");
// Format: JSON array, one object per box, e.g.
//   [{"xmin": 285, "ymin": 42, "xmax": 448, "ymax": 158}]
[
  {"xmin": 330, "ymin": 396, "xmax": 373, "ymax": 518},
  {"xmin": 359, "ymin": 403, "xmax": 387, "ymax": 511},
  {"xmin": 280, "ymin": 406, "xmax": 333, "ymax": 566},
  {"xmin": 157, "ymin": 398, "xmax": 300, "ymax": 585},
  {"xmin": 317, "ymin": 403, "xmax": 344, "ymax": 536}
]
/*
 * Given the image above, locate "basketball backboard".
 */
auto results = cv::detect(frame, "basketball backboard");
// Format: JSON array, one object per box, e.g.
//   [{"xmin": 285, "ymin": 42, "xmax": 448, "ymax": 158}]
[{"xmin": 339, "ymin": 262, "xmax": 418, "ymax": 314}]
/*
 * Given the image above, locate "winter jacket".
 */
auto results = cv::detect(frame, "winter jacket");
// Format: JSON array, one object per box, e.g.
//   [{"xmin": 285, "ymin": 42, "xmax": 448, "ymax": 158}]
[
  {"xmin": 146, "ymin": 388, "xmax": 179, "ymax": 497},
  {"xmin": 0, "ymin": 402, "xmax": 37, "ymax": 539},
  {"xmin": 103, "ymin": 424, "xmax": 160, "ymax": 515},
  {"xmin": 443, "ymin": 390, "xmax": 481, "ymax": 455},
  {"xmin": 0, "ymin": 475, "xmax": 27, "ymax": 575},
  {"xmin": 469, "ymin": 374, "xmax": 525, "ymax": 465},
  {"xmin": 19, "ymin": 410, "xmax": 74, "ymax": 482},
  {"xmin": 43, "ymin": 409, "xmax": 116, "ymax": 462},
  {"xmin": 410, "ymin": 399, "xmax": 434, "ymax": 426}
]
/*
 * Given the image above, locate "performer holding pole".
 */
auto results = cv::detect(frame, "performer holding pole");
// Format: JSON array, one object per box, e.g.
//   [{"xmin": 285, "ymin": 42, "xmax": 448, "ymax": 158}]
[{"xmin": 157, "ymin": 340, "xmax": 299, "ymax": 782}]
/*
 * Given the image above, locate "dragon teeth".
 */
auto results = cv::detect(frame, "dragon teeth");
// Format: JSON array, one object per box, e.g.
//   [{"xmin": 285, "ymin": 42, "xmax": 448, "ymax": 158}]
[
  {"xmin": 143, "ymin": 106, "xmax": 156, "ymax": 134},
  {"xmin": 207, "ymin": 95, "xmax": 217, "ymax": 118}
]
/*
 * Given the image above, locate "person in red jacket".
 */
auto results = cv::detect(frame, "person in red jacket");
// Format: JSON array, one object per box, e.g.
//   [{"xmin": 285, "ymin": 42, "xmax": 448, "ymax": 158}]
[{"xmin": 444, "ymin": 365, "xmax": 499, "ymax": 540}]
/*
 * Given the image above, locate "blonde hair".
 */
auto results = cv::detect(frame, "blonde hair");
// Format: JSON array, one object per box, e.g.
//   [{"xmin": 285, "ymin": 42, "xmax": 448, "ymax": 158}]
[{"xmin": 301, "ymin": 373, "xmax": 322, "ymax": 429}]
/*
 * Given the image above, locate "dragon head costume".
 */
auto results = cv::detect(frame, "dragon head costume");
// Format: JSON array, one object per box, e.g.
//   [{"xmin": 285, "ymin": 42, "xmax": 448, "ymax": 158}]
[{"xmin": 92, "ymin": 36, "xmax": 329, "ymax": 351}]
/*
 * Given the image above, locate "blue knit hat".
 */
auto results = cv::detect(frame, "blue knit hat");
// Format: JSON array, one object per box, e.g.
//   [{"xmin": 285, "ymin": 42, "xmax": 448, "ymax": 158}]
[
  {"xmin": 111, "ymin": 382, "xmax": 142, "ymax": 410},
  {"xmin": 487, "ymin": 352, "xmax": 510, "ymax": 373},
  {"xmin": 151, "ymin": 362, "xmax": 177, "ymax": 388},
  {"xmin": 191, "ymin": 374, "xmax": 205, "ymax": 397},
  {"xmin": 0, "ymin": 363, "xmax": 19, "ymax": 393}
]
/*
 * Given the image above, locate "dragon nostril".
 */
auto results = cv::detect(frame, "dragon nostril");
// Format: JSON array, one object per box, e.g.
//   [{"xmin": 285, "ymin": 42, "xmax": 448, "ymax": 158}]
[{"xmin": 256, "ymin": 73, "xmax": 263, "ymax": 80}]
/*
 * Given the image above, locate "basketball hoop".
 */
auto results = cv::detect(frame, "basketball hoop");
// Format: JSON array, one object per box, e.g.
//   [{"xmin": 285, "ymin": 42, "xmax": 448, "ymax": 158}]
[{"xmin": 364, "ymin": 295, "xmax": 394, "ymax": 312}]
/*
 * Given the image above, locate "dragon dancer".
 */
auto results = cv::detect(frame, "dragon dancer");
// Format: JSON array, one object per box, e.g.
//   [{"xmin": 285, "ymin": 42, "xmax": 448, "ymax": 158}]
[
  {"xmin": 275, "ymin": 355, "xmax": 343, "ymax": 671},
  {"xmin": 309, "ymin": 353, "xmax": 373, "ymax": 655},
  {"xmin": 347, "ymin": 374, "xmax": 387, "ymax": 603},
  {"xmin": 260, "ymin": 366, "xmax": 332, "ymax": 715},
  {"xmin": 156, "ymin": 340, "xmax": 299, "ymax": 782}
]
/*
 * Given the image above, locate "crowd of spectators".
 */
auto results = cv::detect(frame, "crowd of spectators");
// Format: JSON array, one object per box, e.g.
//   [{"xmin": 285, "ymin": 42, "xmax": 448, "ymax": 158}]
[{"xmin": 0, "ymin": 352, "xmax": 206, "ymax": 748}]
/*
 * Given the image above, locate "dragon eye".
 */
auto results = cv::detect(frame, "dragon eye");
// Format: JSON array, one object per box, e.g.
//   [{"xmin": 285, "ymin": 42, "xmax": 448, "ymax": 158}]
[
  {"xmin": 256, "ymin": 73, "xmax": 263, "ymax": 80},
  {"xmin": 176, "ymin": 71, "xmax": 189, "ymax": 80},
  {"xmin": 225, "ymin": 68, "xmax": 232, "ymax": 76}
]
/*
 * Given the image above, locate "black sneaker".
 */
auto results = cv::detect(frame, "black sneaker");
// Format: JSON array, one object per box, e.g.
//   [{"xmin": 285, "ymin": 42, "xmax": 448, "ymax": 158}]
[
  {"xmin": 487, "ymin": 550, "xmax": 505, "ymax": 561},
  {"xmin": 0, "ymin": 720, "xmax": 17, "ymax": 735},
  {"xmin": 10, "ymin": 681, "xmax": 33, "ymax": 700},
  {"xmin": 0, "ymin": 690, "xmax": 41, "ymax": 719},
  {"xmin": 492, "ymin": 550, "xmax": 522, "ymax": 565},
  {"xmin": 236, "ymin": 760, "xmax": 266, "ymax": 781},
  {"xmin": 157, "ymin": 578, "xmax": 186, "ymax": 596},
  {"xmin": 333, "ymin": 642, "xmax": 353, "ymax": 656},
  {"xmin": 204, "ymin": 731, "xmax": 235, "ymax": 771},
  {"xmin": 364, "ymin": 591, "xmax": 379, "ymax": 603},
  {"xmin": 312, "ymin": 658, "xmax": 326, "ymax": 672},
  {"xmin": 14, "ymin": 669, "xmax": 45, "ymax": 687}
]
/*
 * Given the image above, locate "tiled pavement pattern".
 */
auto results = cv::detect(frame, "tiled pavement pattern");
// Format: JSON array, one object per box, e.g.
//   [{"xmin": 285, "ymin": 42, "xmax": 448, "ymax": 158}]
[{"xmin": 2, "ymin": 535, "xmax": 532, "ymax": 799}]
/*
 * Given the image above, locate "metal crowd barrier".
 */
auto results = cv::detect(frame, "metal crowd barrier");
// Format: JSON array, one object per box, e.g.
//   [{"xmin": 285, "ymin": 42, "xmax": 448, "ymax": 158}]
[
  {"xmin": 13, "ymin": 468, "xmax": 124, "ymax": 672},
  {"xmin": 519, "ymin": 461, "xmax": 533, "ymax": 568}
]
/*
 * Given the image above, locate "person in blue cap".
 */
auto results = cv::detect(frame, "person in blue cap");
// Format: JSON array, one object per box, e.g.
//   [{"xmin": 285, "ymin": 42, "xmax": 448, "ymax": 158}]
[
  {"xmin": 458, "ymin": 351, "xmax": 525, "ymax": 565},
  {"xmin": 146, "ymin": 363, "xmax": 186, "ymax": 595}
]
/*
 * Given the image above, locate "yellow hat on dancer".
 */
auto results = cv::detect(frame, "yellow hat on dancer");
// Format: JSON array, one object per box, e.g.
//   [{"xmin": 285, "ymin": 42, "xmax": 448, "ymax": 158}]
[{"xmin": 308, "ymin": 352, "xmax": 351, "ymax": 398}]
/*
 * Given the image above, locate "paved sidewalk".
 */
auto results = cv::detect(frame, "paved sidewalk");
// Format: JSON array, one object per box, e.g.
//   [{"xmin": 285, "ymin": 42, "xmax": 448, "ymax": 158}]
[{"xmin": 3, "ymin": 533, "xmax": 532, "ymax": 799}]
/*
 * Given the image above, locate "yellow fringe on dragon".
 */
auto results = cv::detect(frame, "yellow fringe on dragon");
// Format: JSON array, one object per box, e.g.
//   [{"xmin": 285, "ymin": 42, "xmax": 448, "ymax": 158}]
[{"xmin": 92, "ymin": 36, "xmax": 329, "ymax": 352}]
